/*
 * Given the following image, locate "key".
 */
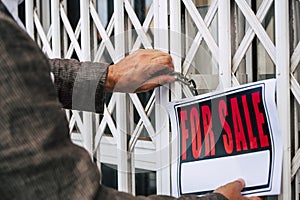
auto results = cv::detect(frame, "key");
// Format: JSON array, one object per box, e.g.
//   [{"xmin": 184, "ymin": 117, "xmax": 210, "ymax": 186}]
[{"xmin": 170, "ymin": 72, "xmax": 198, "ymax": 96}]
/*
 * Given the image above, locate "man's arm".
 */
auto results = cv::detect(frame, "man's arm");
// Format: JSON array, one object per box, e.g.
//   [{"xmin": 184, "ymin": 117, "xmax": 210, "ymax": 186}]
[
  {"xmin": 49, "ymin": 58, "xmax": 108, "ymax": 113},
  {"xmin": 49, "ymin": 49, "xmax": 176, "ymax": 113}
]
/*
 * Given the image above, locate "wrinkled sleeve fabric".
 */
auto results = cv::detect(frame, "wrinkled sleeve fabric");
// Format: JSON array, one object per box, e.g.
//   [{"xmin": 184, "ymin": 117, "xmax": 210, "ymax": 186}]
[{"xmin": 49, "ymin": 58, "xmax": 109, "ymax": 114}]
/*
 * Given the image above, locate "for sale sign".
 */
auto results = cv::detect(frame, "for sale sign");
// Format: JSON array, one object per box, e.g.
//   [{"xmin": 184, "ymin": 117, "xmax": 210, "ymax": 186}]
[{"xmin": 167, "ymin": 79, "xmax": 282, "ymax": 197}]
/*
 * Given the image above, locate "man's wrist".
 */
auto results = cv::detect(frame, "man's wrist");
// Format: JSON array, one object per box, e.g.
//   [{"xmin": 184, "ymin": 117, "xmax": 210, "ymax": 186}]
[{"xmin": 104, "ymin": 65, "xmax": 116, "ymax": 92}]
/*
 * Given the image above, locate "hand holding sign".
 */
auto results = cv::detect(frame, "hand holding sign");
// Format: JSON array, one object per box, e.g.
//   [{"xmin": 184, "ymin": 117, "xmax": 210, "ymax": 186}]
[
  {"xmin": 214, "ymin": 179, "xmax": 262, "ymax": 200},
  {"xmin": 168, "ymin": 79, "xmax": 282, "ymax": 197}
]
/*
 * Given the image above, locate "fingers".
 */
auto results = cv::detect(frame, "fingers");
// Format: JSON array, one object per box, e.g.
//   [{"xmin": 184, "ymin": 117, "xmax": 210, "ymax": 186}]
[
  {"xmin": 152, "ymin": 55, "xmax": 174, "ymax": 68},
  {"xmin": 146, "ymin": 55, "xmax": 174, "ymax": 79},
  {"xmin": 215, "ymin": 178, "xmax": 245, "ymax": 193},
  {"xmin": 135, "ymin": 74, "xmax": 176, "ymax": 93},
  {"xmin": 213, "ymin": 179, "xmax": 245, "ymax": 200},
  {"xmin": 213, "ymin": 179, "xmax": 263, "ymax": 200}
]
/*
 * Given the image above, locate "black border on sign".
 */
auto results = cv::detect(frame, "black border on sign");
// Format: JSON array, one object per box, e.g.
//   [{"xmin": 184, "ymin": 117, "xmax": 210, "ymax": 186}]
[{"xmin": 173, "ymin": 82, "xmax": 275, "ymax": 196}]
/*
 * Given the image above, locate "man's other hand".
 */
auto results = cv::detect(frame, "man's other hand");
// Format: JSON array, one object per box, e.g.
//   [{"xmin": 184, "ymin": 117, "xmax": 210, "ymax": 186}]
[{"xmin": 213, "ymin": 179, "xmax": 263, "ymax": 200}]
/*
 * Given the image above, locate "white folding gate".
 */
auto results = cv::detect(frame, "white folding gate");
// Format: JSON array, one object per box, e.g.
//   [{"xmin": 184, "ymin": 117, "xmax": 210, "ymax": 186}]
[{"xmin": 23, "ymin": 0, "xmax": 300, "ymax": 199}]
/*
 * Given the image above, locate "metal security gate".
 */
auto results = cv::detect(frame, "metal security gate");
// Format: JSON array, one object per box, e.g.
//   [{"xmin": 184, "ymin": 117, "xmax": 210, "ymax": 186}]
[{"xmin": 23, "ymin": 0, "xmax": 300, "ymax": 199}]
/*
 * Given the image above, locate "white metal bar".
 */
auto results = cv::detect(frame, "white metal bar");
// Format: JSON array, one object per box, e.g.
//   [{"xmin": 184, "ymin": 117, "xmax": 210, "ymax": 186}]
[
  {"xmin": 51, "ymin": 0, "xmax": 60, "ymax": 58},
  {"xmin": 235, "ymin": 0, "xmax": 276, "ymax": 63},
  {"xmin": 219, "ymin": 0, "xmax": 231, "ymax": 88},
  {"xmin": 154, "ymin": 0, "xmax": 171, "ymax": 195},
  {"xmin": 114, "ymin": 0, "xmax": 133, "ymax": 194},
  {"xmin": 245, "ymin": 0, "xmax": 253, "ymax": 83},
  {"xmin": 25, "ymin": 0, "xmax": 34, "ymax": 39},
  {"xmin": 41, "ymin": 0, "xmax": 50, "ymax": 32},
  {"xmin": 170, "ymin": 1, "xmax": 182, "ymax": 194},
  {"xmin": 170, "ymin": 0, "xmax": 182, "ymax": 101},
  {"xmin": 275, "ymin": 0, "xmax": 291, "ymax": 199},
  {"xmin": 80, "ymin": 0, "xmax": 90, "ymax": 61}
]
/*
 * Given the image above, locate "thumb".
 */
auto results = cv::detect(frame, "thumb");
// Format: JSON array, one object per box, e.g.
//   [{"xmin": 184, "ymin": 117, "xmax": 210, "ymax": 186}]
[
  {"xmin": 233, "ymin": 178, "xmax": 246, "ymax": 191},
  {"xmin": 213, "ymin": 179, "xmax": 246, "ymax": 200}
]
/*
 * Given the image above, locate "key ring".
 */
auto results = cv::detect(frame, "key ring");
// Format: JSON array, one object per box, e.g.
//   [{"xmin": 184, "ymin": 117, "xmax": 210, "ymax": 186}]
[{"xmin": 170, "ymin": 72, "xmax": 198, "ymax": 96}]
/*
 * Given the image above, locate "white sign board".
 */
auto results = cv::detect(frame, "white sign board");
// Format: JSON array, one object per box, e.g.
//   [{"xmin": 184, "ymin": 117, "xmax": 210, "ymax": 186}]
[{"xmin": 167, "ymin": 79, "xmax": 282, "ymax": 197}]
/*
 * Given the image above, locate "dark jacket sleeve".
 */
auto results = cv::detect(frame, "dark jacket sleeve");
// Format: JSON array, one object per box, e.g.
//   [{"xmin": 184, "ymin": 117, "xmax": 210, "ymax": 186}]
[
  {"xmin": 49, "ymin": 58, "xmax": 109, "ymax": 114},
  {"xmin": 95, "ymin": 185, "xmax": 228, "ymax": 200}
]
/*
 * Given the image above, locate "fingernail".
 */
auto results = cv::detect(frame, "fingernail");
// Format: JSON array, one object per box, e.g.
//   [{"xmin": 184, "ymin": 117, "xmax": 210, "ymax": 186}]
[{"xmin": 237, "ymin": 178, "xmax": 246, "ymax": 187}]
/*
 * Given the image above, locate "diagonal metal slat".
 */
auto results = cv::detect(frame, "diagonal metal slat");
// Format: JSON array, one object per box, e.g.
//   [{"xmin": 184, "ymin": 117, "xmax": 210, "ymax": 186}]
[
  {"xmin": 124, "ymin": 0, "xmax": 152, "ymax": 49},
  {"xmin": 129, "ymin": 94, "xmax": 156, "ymax": 143},
  {"xmin": 60, "ymin": 5, "xmax": 83, "ymax": 60},
  {"xmin": 94, "ymin": 14, "xmax": 115, "ymax": 62},
  {"xmin": 182, "ymin": 0, "xmax": 218, "ymax": 75},
  {"xmin": 41, "ymin": 25, "xmax": 53, "ymax": 53},
  {"xmin": 233, "ymin": 0, "xmax": 273, "ymax": 72},
  {"xmin": 291, "ymin": 41, "xmax": 300, "ymax": 73},
  {"xmin": 34, "ymin": 11, "xmax": 54, "ymax": 58},
  {"xmin": 128, "ymin": 92, "xmax": 156, "ymax": 152},
  {"xmin": 69, "ymin": 111, "xmax": 84, "ymax": 134},
  {"xmin": 291, "ymin": 75, "xmax": 300, "ymax": 105},
  {"xmin": 131, "ymin": 3, "xmax": 154, "ymax": 52},
  {"xmin": 182, "ymin": 0, "xmax": 219, "ymax": 63},
  {"xmin": 90, "ymin": 2, "xmax": 116, "ymax": 62},
  {"xmin": 235, "ymin": 0, "xmax": 276, "ymax": 63},
  {"xmin": 291, "ymin": 148, "xmax": 300, "ymax": 179},
  {"xmin": 231, "ymin": 73, "xmax": 240, "ymax": 86},
  {"xmin": 94, "ymin": 94, "xmax": 117, "ymax": 151},
  {"xmin": 65, "ymin": 20, "xmax": 81, "ymax": 59}
]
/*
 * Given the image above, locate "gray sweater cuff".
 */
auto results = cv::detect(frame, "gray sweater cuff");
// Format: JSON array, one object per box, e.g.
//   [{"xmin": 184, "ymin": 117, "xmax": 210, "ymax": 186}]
[{"xmin": 49, "ymin": 58, "xmax": 109, "ymax": 114}]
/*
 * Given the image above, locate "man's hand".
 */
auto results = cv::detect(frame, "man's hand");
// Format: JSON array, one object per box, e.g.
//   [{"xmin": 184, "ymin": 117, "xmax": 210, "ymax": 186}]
[
  {"xmin": 105, "ymin": 49, "xmax": 175, "ymax": 93},
  {"xmin": 213, "ymin": 179, "xmax": 263, "ymax": 200}
]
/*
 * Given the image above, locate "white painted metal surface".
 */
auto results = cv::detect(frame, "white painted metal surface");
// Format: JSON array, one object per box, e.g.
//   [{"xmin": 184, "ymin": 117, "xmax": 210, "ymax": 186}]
[
  {"xmin": 218, "ymin": 0, "xmax": 231, "ymax": 88},
  {"xmin": 274, "ymin": 1, "xmax": 291, "ymax": 199},
  {"xmin": 153, "ymin": 0, "xmax": 171, "ymax": 195}
]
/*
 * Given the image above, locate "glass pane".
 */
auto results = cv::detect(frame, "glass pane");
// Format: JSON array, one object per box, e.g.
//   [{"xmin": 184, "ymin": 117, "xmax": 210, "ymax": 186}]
[
  {"xmin": 101, "ymin": 163, "xmax": 118, "ymax": 190},
  {"xmin": 135, "ymin": 169, "xmax": 156, "ymax": 196}
]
